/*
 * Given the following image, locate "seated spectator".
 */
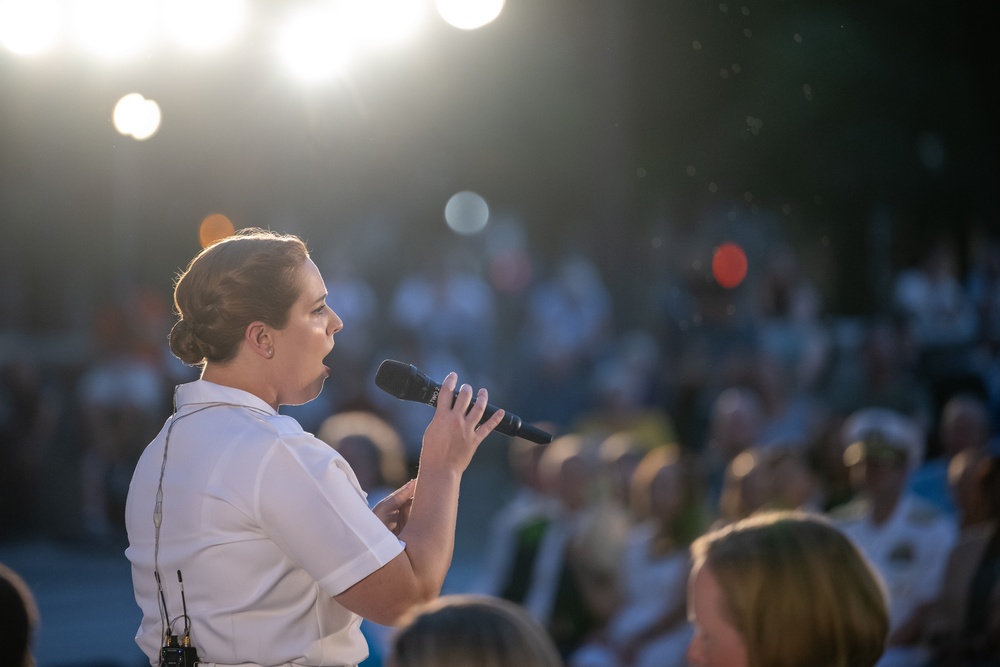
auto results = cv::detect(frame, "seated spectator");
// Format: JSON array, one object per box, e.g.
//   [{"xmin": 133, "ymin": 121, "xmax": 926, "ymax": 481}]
[
  {"xmin": 497, "ymin": 434, "xmax": 621, "ymax": 658},
  {"xmin": 0, "ymin": 562, "xmax": 39, "ymax": 667},
  {"xmin": 574, "ymin": 330, "xmax": 675, "ymax": 450},
  {"xmin": 474, "ymin": 437, "xmax": 556, "ymax": 597},
  {"xmin": 750, "ymin": 352, "xmax": 825, "ymax": 450},
  {"xmin": 753, "ymin": 241, "xmax": 832, "ymax": 393},
  {"xmin": 949, "ymin": 446, "xmax": 993, "ymax": 531},
  {"xmin": 571, "ymin": 444, "xmax": 704, "ymax": 667},
  {"xmin": 316, "ymin": 410, "xmax": 410, "ymax": 507},
  {"xmin": 909, "ymin": 392, "xmax": 993, "ymax": 515},
  {"xmin": 717, "ymin": 447, "xmax": 773, "ymax": 525},
  {"xmin": 923, "ymin": 447, "xmax": 1000, "ymax": 665},
  {"xmin": 78, "ymin": 303, "xmax": 168, "ymax": 540},
  {"xmin": 387, "ymin": 594, "xmax": 563, "ymax": 667},
  {"xmin": 687, "ymin": 511, "xmax": 889, "ymax": 667},
  {"xmin": 702, "ymin": 387, "xmax": 765, "ymax": 511},
  {"xmin": 593, "ymin": 431, "xmax": 650, "ymax": 517},
  {"xmin": 833, "ymin": 408, "xmax": 958, "ymax": 666},
  {"xmin": 716, "ymin": 445, "xmax": 822, "ymax": 526},
  {"xmin": 824, "ymin": 317, "xmax": 935, "ymax": 433},
  {"xmin": 0, "ymin": 359, "xmax": 57, "ymax": 540},
  {"xmin": 892, "ymin": 238, "xmax": 978, "ymax": 352},
  {"xmin": 806, "ymin": 415, "xmax": 858, "ymax": 512}
]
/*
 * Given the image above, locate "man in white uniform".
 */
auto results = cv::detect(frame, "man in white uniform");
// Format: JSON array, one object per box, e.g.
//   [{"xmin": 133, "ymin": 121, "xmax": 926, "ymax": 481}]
[{"xmin": 834, "ymin": 407, "xmax": 958, "ymax": 667}]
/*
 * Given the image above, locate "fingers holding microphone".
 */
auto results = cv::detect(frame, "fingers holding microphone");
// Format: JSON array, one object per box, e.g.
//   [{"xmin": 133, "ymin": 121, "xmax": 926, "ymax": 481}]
[{"xmin": 423, "ymin": 372, "xmax": 504, "ymax": 472}]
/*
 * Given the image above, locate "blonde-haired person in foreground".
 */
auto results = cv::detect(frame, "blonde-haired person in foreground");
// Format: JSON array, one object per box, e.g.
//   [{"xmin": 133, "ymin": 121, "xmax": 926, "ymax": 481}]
[
  {"xmin": 388, "ymin": 594, "xmax": 564, "ymax": 667},
  {"xmin": 686, "ymin": 511, "xmax": 889, "ymax": 667}
]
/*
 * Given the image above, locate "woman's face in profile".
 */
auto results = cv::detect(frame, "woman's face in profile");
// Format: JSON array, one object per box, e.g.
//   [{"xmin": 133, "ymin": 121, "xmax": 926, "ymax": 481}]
[
  {"xmin": 687, "ymin": 563, "xmax": 748, "ymax": 667},
  {"xmin": 271, "ymin": 258, "xmax": 343, "ymax": 406}
]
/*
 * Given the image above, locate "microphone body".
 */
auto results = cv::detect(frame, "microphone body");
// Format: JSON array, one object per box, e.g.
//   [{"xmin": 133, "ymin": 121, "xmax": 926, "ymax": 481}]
[{"xmin": 374, "ymin": 360, "xmax": 552, "ymax": 444}]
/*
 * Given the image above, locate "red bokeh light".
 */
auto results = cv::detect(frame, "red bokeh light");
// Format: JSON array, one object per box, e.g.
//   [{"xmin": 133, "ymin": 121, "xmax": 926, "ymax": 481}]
[{"xmin": 712, "ymin": 242, "xmax": 748, "ymax": 288}]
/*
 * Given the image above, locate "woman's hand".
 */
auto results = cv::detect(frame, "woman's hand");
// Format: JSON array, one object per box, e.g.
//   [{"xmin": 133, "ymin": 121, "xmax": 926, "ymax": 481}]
[
  {"xmin": 418, "ymin": 372, "xmax": 505, "ymax": 475},
  {"xmin": 335, "ymin": 374, "xmax": 506, "ymax": 625},
  {"xmin": 372, "ymin": 479, "xmax": 416, "ymax": 535}
]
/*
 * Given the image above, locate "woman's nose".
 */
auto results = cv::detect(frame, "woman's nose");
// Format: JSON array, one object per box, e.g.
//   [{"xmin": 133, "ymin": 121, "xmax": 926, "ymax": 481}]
[{"xmin": 329, "ymin": 309, "xmax": 344, "ymax": 335}]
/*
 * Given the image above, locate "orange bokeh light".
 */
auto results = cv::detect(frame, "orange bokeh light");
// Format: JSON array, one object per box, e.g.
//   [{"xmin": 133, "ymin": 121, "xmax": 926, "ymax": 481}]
[
  {"xmin": 712, "ymin": 242, "xmax": 748, "ymax": 288},
  {"xmin": 199, "ymin": 213, "xmax": 235, "ymax": 248}
]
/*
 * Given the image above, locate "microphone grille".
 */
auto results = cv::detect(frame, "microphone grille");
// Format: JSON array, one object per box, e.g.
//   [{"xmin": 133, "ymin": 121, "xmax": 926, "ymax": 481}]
[{"xmin": 374, "ymin": 359, "xmax": 413, "ymax": 398}]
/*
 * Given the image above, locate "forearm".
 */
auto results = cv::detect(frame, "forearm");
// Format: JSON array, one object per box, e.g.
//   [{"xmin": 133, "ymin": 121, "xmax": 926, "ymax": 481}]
[
  {"xmin": 397, "ymin": 466, "xmax": 463, "ymax": 600},
  {"xmin": 334, "ymin": 375, "xmax": 503, "ymax": 625}
]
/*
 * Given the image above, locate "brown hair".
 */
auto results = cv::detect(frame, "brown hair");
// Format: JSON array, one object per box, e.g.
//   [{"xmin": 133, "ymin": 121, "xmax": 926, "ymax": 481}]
[
  {"xmin": 690, "ymin": 511, "xmax": 889, "ymax": 667},
  {"xmin": 169, "ymin": 229, "xmax": 310, "ymax": 366},
  {"xmin": 389, "ymin": 595, "xmax": 563, "ymax": 667}
]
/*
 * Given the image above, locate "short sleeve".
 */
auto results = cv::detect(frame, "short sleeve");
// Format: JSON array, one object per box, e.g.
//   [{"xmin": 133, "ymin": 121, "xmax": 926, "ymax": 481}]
[{"xmin": 255, "ymin": 434, "xmax": 404, "ymax": 596}]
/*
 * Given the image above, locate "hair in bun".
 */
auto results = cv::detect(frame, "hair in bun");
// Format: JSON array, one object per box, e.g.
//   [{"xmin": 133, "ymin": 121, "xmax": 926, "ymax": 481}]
[{"xmin": 170, "ymin": 229, "xmax": 310, "ymax": 366}]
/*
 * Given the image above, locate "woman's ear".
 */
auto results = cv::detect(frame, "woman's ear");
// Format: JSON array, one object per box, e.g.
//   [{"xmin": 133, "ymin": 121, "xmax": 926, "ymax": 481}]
[{"xmin": 246, "ymin": 321, "xmax": 274, "ymax": 359}]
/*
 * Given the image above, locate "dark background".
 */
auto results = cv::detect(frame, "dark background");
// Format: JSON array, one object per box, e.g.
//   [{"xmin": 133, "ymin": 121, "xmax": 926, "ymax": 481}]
[{"xmin": 2, "ymin": 0, "xmax": 998, "ymax": 339}]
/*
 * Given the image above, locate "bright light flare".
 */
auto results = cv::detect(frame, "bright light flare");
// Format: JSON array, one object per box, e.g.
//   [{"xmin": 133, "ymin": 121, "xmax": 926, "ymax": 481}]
[
  {"xmin": 113, "ymin": 93, "xmax": 162, "ymax": 140},
  {"xmin": 436, "ymin": 0, "xmax": 504, "ymax": 30},
  {"xmin": 162, "ymin": 0, "xmax": 247, "ymax": 53},
  {"xmin": 445, "ymin": 191, "xmax": 490, "ymax": 235},
  {"xmin": 0, "ymin": 0, "xmax": 60, "ymax": 55},
  {"xmin": 73, "ymin": 0, "xmax": 156, "ymax": 60},
  {"xmin": 277, "ymin": 3, "xmax": 354, "ymax": 82},
  {"xmin": 348, "ymin": 0, "xmax": 426, "ymax": 49}
]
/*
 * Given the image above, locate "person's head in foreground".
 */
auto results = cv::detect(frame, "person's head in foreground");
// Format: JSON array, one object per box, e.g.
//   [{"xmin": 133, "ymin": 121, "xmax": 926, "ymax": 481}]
[
  {"xmin": 388, "ymin": 594, "xmax": 564, "ymax": 667},
  {"xmin": 0, "ymin": 562, "xmax": 39, "ymax": 667},
  {"xmin": 686, "ymin": 511, "xmax": 889, "ymax": 667}
]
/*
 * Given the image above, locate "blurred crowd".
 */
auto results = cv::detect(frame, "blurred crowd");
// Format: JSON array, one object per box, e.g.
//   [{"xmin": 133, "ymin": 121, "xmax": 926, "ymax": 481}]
[{"xmin": 2, "ymin": 223, "xmax": 1000, "ymax": 666}]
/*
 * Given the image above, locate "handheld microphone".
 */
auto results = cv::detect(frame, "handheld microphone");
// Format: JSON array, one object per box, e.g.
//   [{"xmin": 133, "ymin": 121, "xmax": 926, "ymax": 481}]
[{"xmin": 374, "ymin": 359, "xmax": 553, "ymax": 444}]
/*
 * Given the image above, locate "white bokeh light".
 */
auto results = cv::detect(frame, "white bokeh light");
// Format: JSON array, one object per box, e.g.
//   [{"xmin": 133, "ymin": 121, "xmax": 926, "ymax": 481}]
[
  {"xmin": 277, "ymin": 3, "xmax": 354, "ymax": 82},
  {"xmin": 0, "ymin": 0, "xmax": 60, "ymax": 56},
  {"xmin": 73, "ymin": 0, "xmax": 156, "ymax": 59},
  {"xmin": 348, "ymin": 0, "xmax": 427, "ymax": 50},
  {"xmin": 113, "ymin": 93, "xmax": 162, "ymax": 140},
  {"xmin": 162, "ymin": 0, "xmax": 247, "ymax": 53},
  {"xmin": 436, "ymin": 0, "xmax": 504, "ymax": 30},
  {"xmin": 445, "ymin": 191, "xmax": 490, "ymax": 235}
]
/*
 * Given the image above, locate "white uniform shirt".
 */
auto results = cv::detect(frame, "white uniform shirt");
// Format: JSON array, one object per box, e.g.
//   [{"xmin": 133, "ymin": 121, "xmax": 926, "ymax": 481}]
[
  {"xmin": 838, "ymin": 493, "xmax": 957, "ymax": 632},
  {"xmin": 608, "ymin": 521, "xmax": 689, "ymax": 644},
  {"xmin": 125, "ymin": 380, "xmax": 404, "ymax": 666}
]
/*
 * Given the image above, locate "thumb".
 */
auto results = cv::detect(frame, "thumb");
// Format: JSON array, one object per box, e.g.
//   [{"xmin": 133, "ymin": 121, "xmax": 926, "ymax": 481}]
[{"xmin": 379, "ymin": 479, "xmax": 416, "ymax": 509}]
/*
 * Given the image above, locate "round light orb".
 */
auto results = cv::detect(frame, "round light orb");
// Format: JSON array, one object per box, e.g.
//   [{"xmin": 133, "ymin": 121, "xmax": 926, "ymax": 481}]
[
  {"xmin": 0, "ymin": 0, "xmax": 60, "ymax": 56},
  {"xmin": 436, "ymin": 0, "xmax": 503, "ymax": 30},
  {"xmin": 277, "ymin": 4, "xmax": 353, "ymax": 83},
  {"xmin": 444, "ymin": 191, "xmax": 490, "ymax": 235},
  {"xmin": 73, "ymin": 0, "xmax": 156, "ymax": 60},
  {"xmin": 712, "ymin": 242, "xmax": 748, "ymax": 289},
  {"xmin": 113, "ymin": 93, "xmax": 162, "ymax": 140},
  {"xmin": 162, "ymin": 0, "xmax": 247, "ymax": 53},
  {"xmin": 199, "ymin": 213, "xmax": 236, "ymax": 248}
]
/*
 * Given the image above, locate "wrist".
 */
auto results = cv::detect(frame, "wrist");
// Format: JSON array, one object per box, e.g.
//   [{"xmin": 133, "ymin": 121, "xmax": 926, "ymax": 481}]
[{"xmin": 415, "ymin": 465, "xmax": 462, "ymax": 489}]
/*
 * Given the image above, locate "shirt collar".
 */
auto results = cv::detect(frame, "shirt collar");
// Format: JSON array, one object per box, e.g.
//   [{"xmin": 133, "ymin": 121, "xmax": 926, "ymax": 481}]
[{"xmin": 174, "ymin": 379, "xmax": 278, "ymax": 416}]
